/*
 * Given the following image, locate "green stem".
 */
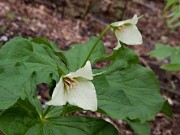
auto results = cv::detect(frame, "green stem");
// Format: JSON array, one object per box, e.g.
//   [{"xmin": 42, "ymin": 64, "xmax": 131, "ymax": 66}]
[
  {"xmin": 62, "ymin": 104, "xmax": 68, "ymax": 117},
  {"xmin": 43, "ymin": 106, "xmax": 51, "ymax": 118},
  {"xmin": 57, "ymin": 64, "xmax": 65, "ymax": 76},
  {"xmin": 81, "ymin": 25, "xmax": 111, "ymax": 67}
]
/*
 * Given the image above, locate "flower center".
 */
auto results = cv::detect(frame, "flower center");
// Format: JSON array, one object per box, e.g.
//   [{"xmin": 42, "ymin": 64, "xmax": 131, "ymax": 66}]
[
  {"xmin": 117, "ymin": 25, "xmax": 127, "ymax": 33},
  {"xmin": 63, "ymin": 77, "xmax": 78, "ymax": 92}
]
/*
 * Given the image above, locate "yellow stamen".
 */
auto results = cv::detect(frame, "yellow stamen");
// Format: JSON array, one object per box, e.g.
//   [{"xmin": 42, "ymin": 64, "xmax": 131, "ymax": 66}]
[
  {"xmin": 63, "ymin": 77, "xmax": 78, "ymax": 93},
  {"xmin": 117, "ymin": 25, "xmax": 127, "ymax": 33}
]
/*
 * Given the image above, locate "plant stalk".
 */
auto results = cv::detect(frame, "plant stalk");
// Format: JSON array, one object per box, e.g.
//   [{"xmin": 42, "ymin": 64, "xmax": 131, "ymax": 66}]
[
  {"xmin": 43, "ymin": 106, "xmax": 51, "ymax": 118},
  {"xmin": 82, "ymin": 25, "xmax": 111, "ymax": 67}
]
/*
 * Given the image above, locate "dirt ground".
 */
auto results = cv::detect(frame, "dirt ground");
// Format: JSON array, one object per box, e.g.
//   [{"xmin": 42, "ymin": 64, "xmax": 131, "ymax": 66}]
[{"xmin": 0, "ymin": 0, "xmax": 180, "ymax": 135}]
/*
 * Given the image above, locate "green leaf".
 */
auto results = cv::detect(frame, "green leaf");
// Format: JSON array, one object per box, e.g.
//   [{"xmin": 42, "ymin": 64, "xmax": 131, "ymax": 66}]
[
  {"xmin": 93, "ymin": 47, "xmax": 138, "ymax": 75},
  {"xmin": 0, "ymin": 37, "xmax": 67, "ymax": 109},
  {"xmin": 0, "ymin": 86, "xmax": 19, "ymax": 110},
  {"xmin": 160, "ymin": 100, "xmax": 173, "ymax": 117},
  {"xmin": 126, "ymin": 120, "xmax": 150, "ymax": 135},
  {"xmin": 164, "ymin": 0, "xmax": 178, "ymax": 11},
  {"xmin": 0, "ymin": 98, "xmax": 41, "ymax": 135},
  {"xmin": 150, "ymin": 44, "xmax": 180, "ymax": 71},
  {"xmin": 63, "ymin": 36, "xmax": 106, "ymax": 71},
  {"xmin": 25, "ymin": 117, "xmax": 118, "ymax": 135},
  {"xmin": 30, "ymin": 37, "xmax": 59, "ymax": 51},
  {"xmin": 30, "ymin": 37, "xmax": 68, "ymax": 65},
  {"xmin": 150, "ymin": 44, "xmax": 180, "ymax": 64},
  {"xmin": 0, "ymin": 37, "xmax": 65, "ymax": 82},
  {"xmin": 93, "ymin": 48, "xmax": 164, "ymax": 122},
  {"xmin": 0, "ymin": 63, "xmax": 36, "ymax": 109},
  {"xmin": 161, "ymin": 64, "xmax": 180, "ymax": 71},
  {"xmin": 170, "ymin": 47, "xmax": 180, "ymax": 64},
  {"xmin": 0, "ymin": 99, "xmax": 118, "ymax": 135},
  {"xmin": 149, "ymin": 44, "xmax": 173, "ymax": 60}
]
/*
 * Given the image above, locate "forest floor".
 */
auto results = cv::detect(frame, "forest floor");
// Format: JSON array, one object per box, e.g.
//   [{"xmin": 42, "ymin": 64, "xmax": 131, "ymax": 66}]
[{"xmin": 0, "ymin": 0, "xmax": 180, "ymax": 134}]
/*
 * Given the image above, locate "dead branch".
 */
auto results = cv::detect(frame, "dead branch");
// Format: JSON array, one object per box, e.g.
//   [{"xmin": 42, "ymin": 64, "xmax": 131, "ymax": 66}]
[
  {"xmin": 160, "ymin": 83, "xmax": 180, "ymax": 97},
  {"xmin": 81, "ymin": 0, "xmax": 93, "ymax": 19}
]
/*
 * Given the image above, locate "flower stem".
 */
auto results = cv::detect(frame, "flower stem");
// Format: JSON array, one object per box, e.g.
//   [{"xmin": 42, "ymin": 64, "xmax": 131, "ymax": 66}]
[
  {"xmin": 57, "ymin": 64, "xmax": 66, "ymax": 76},
  {"xmin": 43, "ymin": 105, "xmax": 51, "ymax": 118},
  {"xmin": 81, "ymin": 25, "xmax": 111, "ymax": 67},
  {"xmin": 62, "ymin": 104, "xmax": 68, "ymax": 117}
]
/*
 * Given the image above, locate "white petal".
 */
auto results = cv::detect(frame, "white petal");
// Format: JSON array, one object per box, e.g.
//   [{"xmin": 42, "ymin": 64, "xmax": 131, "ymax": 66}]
[
  {"xmin": 114, "ymin": 41, "xmax": 121, "ymax": 50},
  {"xmin": 111, "ymin": 14, "xmax": 138, "ymax": 27},
  {"xmin": 115, "ymin": 25, "xmax": 142, "ymax": 45},
  {"xmin": 66, "ymin": 61, "xmax": 93, "ymax": 80},
  {"xmin": 66, "ymin": 79, "xmax": 97, "ymax": 111},
  {"xmin": 130, "ymin": 14, "xmax": 138, "ymax": 24},
  {"xmin": 46, "ymin": 78, "xmax": 67, "ymax": 106}
]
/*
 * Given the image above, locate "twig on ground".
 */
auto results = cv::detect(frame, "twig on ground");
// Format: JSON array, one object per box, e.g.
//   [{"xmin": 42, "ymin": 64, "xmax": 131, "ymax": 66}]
[
  {"xmin": 87, "ymin": 14, "xmax": 109, "ymax": 27},
  {"xmin": 139, "ymin": 57, "xmax": 150, "ymax": 68},
  {"xmin": 81, "ymin": 0, "xmax": 93, "ymax": 19},
  {"xmin": 65, "ymin": 0, "xmax": 73, "ymax": 9},
  {"xmin": 120, "ymin": 0, "xmax": 129, "ymax": 20},
  {"xmin": 132, "ymin": 0, "xmax": 160, "ymax": 12},
  {"xmin": 160, "ymin": 84, "xmax": 180, "ymax": 97}
]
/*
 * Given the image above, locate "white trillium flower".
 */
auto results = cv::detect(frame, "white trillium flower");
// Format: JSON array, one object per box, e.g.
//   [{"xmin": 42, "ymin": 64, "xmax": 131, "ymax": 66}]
[
  {"xmin": 46, "ymin": 61, "xmax": 97, "ymax": 111},
  {"xmin": 111, "ymin": 14, "xmax": 143, "ymax": 50}
]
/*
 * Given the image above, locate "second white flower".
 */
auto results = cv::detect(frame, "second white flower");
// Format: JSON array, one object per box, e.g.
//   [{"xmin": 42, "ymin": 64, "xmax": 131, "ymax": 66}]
[{"xmin": 111, "ymin": 14, "xmax": 143, "ymax": 50}]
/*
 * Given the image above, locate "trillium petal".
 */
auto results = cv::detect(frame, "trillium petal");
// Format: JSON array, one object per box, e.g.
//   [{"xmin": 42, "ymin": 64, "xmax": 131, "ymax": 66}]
[
  {"xmin": 130, "ymin": 14, "xmax": 138, "ymax": 24},
  {"xmin": 67, "ymin": 61, "xmax": 93, "ymax": 80},
  {"xmin": 115, "ymin": 25, "xmax": 142, "ymax": 45},
  {"xmin": 111, "ymin": 14, "xmax": 138, "ymax": 27},
  {"xmin": 114, "ymin": 41, "xmax": 121, "ymax": 50},
  {"xmin": 46, "ymin": 78, "xmax": 67, "ymax": 106},
  {"xmin": 67, "ymin": 79, "xmax": 97, "ymax": 111}
]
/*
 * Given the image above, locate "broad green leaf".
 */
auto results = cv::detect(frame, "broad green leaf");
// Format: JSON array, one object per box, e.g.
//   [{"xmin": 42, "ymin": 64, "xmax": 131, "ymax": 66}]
[
  {"xmin": 63, "ymin": 36, "xmax": 106, "ymax": 71},
  {"xmin": 0, "ymin": 37, "xmax": 67, "ymax": 109},
  {"xmin": 25, "ymin": 117, "xmax": 118, "ymax": 135},
  {"xmin": 30, "ymin": 37, "xmax": 60, "ymax": 51},
  {"xmin": 0, "ymin": 99, "xmax": 118, "ymax": 135},
  {"xmin": 161, "ymin": 64, "xmax": 180, "ymax": 71},
  {"xmin": 95, "ymin": 65, "xmax": 164, "ymax": 122},
  {"xmin": 0, "ymin": 98, "xmax": 41, "ymax": 135},
  {"xmin": 0, "ymin": 63, "xmax": 36, "ymax": 109},
  {"xmin": 93, "ymin": 48, "xmax": 164, "ymax": 122},
  {"xmin": 126, "ymin": 120, "xmax": 150, "ymax": 135},
  {"xmin": 0, "ymin": 86, "xmax": 18, "ymax": 110},
  {"xmin": 30, "ymin": 37, "xmax": 68, "ymax": 65},
  {"xmin": 0, "ymin": 37, "xmax": 68, "ymax": 81},
  {"xmin": 93, "ymin": 47, "xmax": 138, "ymax": 75},
  {"xmin": 150, "ymin": 44, "xmax": 173, "ymax": 60}
]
